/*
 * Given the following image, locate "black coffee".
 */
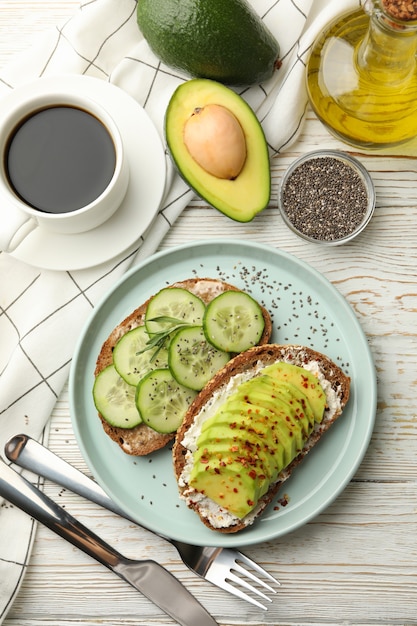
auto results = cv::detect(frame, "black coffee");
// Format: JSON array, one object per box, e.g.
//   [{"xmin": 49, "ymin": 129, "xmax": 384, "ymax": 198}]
[{"xmin": 5, "ymin": 105, "xmax": 116, "ymax": 214}]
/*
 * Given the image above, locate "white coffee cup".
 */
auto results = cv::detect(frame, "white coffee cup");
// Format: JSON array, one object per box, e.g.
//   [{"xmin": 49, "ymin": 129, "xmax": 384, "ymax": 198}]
[{"xmin": 0, "ymin": 87, "xmax": 129, "ymax": 252}]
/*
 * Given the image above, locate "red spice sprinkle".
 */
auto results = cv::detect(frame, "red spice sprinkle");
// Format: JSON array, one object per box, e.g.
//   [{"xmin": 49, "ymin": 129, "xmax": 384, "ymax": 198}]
[{"xmin": 249, "ymin": 470, "xmax": 257, "ymax": 480}]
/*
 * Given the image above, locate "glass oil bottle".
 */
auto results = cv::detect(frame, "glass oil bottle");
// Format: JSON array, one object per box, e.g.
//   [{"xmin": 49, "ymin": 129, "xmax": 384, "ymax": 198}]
[{"xmin": 306, "ymin": 0, "xmax": 417, "ymax": 149}]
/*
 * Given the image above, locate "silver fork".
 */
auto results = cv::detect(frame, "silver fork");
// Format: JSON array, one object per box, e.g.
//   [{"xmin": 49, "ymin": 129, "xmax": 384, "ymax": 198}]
[{"xmin": 5, "ymin": 434, "xmax": 280, "ymax": 610}]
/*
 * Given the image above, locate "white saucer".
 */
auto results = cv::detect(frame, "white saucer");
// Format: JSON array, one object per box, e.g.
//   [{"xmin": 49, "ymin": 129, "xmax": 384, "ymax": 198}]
[{"xmin": 2, "ymin": 76, "xmax": 167, "ymax": 271}]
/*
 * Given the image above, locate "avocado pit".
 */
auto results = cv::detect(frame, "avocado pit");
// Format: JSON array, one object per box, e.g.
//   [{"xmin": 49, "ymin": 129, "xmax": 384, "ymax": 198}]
[{"xmin": 183, "ymin": 104, "xmax": 247, "ymax": 180}]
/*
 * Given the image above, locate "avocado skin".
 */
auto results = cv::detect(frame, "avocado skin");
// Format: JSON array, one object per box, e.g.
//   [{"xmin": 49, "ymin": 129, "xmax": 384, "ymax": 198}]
[{"xmin": 137, "ymin": 0, "xmax": 280, "ymax": 86}]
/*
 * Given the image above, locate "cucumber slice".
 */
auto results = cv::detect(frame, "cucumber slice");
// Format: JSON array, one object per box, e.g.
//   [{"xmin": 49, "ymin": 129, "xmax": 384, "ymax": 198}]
[
  {"xmin": 145, "ymin": 287, "xmax": 206, "ymax": 335},
  {"xmin": 169, "ymin": 326, "xmax": 230, "ymax": 391},
  {"xmin": 135, "ymin": 368, "xmax": 197, "ymax": 433},
  {"xmin": 203, "ymin": 290, "xmax": 265, "ymax": 353},
  {"xmin": 93, "ymin": 364, "xmax": 141, "ymax": 429},
  {"xmin": 113, "ymin": 325, "xmax": 168, "ymax": 386}
]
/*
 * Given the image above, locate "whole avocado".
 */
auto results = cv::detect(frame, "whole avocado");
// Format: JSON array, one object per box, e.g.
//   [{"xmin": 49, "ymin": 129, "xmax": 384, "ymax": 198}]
[{"xmin": 137, "ymin": 0, "xmax": 281, "ymax": 86}]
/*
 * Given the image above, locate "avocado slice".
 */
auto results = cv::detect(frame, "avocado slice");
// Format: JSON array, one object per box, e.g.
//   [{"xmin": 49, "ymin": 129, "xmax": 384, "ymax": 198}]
[
  {"xmin": 189, "ymin": 397, "xmax": 302, "ymax": 519},
  {"xmin": 189, "ymin": 372, "xmax": 321, "ymax": 518},
  {"xmin": 199, "ymin": 374, "xmax": 314, "ymax": 447},
  {"xmin": 165, "ymin": 79, "xmax": 270, "ymax": 222},
  {"xmin": 263, "ymin": 362, "xmax": 327, "ymax": 423},
  {"xmin": 189, "ymin": 455, "xmax": 262, "ymax": 519},
  {"xmin": 248, "ymin": 385, "xmax": 315, "ymax": 446},
  {"xmin": 137, "ymin": 0, "xmax": 280, "ymax": 86},
  {"xmin": 198, "ymin": 401, "xmax": 281, "ymax": 469},
  {"xmin": 194, "ymin": 430, "xmax": 280, "ymax": 481}
]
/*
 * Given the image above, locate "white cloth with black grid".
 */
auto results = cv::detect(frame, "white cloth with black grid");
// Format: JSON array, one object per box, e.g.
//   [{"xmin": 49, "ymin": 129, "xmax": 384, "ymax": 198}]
[{"xmin": 0, "ymin": 0, "xmax": 359, "ymax": 621}]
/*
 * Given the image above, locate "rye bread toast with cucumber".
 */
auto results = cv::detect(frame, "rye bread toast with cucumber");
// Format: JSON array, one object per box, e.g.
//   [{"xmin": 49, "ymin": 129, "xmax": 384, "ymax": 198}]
[
  {"xmin": 172, "ymin": 343, "xmax": 351, "ymax": 533},
  {"xmin": 93, "ymin": 278, "xmax": 272, "ymax": 456}
]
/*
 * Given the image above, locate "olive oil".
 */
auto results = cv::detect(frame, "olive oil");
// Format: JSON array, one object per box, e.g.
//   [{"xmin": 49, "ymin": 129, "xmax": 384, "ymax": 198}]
[{"xmin": 307, "ymin": 7, "xmax": 417, "ymax": 148}]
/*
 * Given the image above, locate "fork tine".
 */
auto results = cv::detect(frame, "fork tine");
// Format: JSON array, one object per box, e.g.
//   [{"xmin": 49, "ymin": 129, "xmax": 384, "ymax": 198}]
[
  {"xmin": 232, "ymin": 559, "xmax": 276, "ymax": 593},
  {"xmin": 205, "ymin": 548, "xmax": 279, "ymax": 610},
  {"xmin": 227, "ymin": 570, "xmax": 273, "ymax": 602},
  {"xmin": 216, "ymin": 577, "xmax": 270, "ymax": 610},
  {"xmin": 234, "ymin": 551, "xmax": 280, "ymax": 588}
]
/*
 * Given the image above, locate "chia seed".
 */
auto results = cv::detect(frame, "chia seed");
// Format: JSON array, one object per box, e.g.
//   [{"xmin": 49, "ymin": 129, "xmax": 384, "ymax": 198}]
[{"xmin": 280, "ymin": 154, "xmax": 371, "ymax": 243}]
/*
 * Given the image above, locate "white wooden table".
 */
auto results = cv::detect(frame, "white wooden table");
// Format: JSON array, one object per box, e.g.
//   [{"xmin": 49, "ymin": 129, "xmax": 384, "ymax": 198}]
[{"xmin": 1, "ymin": 2, "xmax": 417, "ymax": 625}]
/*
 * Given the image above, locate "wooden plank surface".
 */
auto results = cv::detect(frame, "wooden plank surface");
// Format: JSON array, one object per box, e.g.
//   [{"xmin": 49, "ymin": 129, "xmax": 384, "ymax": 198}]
[{"xmin": 1, "ymin": 2, "xmax": 417, "ymax": 626}]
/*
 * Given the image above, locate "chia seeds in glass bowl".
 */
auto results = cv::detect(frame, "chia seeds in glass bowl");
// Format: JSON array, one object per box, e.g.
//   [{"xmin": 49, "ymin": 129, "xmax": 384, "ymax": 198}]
[{"xmin": 278, "ymin": 150, "xmax": 376, "ymax": 245}]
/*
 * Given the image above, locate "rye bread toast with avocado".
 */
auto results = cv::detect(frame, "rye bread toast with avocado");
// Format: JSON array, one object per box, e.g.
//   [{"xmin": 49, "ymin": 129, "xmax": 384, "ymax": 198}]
[
  {"xmin": 173, "ymin": 343, "xmax": 351, "ymax": 533},
  {"xmin": 94, "ymin": 278, "xmax": 272, "ymax": 456}
]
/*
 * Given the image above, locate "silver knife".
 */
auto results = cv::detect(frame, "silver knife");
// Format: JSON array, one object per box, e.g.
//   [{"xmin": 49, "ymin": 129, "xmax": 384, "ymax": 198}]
[{"xmin": 0, "ymin": 459, "xmax": 218, "ymax": 626}]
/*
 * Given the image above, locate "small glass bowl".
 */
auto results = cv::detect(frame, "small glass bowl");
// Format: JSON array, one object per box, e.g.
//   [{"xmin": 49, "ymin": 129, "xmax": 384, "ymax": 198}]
[{"xmin": 277, "ymin": 150, "xmax": 376, "ymax": 245}]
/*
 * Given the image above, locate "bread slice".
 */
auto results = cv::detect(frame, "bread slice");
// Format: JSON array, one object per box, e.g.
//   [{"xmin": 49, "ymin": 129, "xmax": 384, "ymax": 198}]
[
  {"xmin": 172, "ymin": 343, "xmax": 351, "ymax": 533},
  {"xmin": 94, "ymin": 278, "xmax": 272, "ymax": 456}
]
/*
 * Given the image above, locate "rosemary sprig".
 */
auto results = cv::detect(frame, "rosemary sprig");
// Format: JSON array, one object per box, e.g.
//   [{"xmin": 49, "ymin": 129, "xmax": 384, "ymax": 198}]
[{"xmin": 136, "ymin": 316, "xmax": 200, "ymax": 360}]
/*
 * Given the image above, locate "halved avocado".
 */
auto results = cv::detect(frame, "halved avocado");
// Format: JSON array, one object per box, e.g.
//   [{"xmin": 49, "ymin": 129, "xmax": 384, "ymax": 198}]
[{"xmin": 165, "ymin": 79, "xmax": 271, "ymax": 222}]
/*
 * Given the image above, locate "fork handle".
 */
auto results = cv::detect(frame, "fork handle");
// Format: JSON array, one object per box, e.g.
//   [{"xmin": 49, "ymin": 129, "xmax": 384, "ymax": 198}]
[
  {"xmin": 0, "ymin": 458, "xmax": 123, "ymax": 569},
  {"xmin": 5, "ymin": 434, "xmax": 175, "ymax": 540},
  {"xmin": 5, "ymin": 434, "xmax": 132, "ymax": 520},
  {"xmin": 5, "ymin": 435, "xmax": 216, "ymax": 561}
]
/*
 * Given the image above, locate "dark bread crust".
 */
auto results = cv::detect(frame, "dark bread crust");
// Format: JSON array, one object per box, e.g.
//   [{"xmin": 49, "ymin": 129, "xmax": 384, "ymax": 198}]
[
  {"xmin": 172, "ymin": 343, "xmax": 351, "ymax": 533},
  {"xmin": 94, "ymin": 278, "xmax": 272, "ymax": 456}
]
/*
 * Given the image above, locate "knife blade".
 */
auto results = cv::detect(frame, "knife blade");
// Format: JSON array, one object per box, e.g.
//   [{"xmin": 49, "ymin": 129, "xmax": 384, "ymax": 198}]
[{"xmin": 0, "ymin": 459, "xmax": 218, "ymax": 626}]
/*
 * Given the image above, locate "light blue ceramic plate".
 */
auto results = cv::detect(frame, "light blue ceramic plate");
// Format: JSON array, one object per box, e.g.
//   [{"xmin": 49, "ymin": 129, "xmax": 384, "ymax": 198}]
[{"xmin": 69, "ymin": 240, "xmax": 376, "ymax": 547}]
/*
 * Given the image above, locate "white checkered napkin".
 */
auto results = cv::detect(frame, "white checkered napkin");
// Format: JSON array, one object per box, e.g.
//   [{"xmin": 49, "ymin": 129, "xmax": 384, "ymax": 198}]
[{"xmin": 0, "ymin": 0, "xmax": 359, "ymax": 621}]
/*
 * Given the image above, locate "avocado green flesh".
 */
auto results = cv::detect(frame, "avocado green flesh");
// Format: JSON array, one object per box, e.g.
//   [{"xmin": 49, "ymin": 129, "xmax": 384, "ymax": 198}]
[
  {"xmin": 165, "ymin": 79, "xmax": 270, "ymax": 222},
  {"xmin": 137, "ymin": 0, "xmax": 280, "ymax": 86},
  {"xmin": 195, "ymin": 426, "xmax": 284, "ymax": 483},
  {"xmin": 189, "ymin": 363, "xmax": 326, "ymax": 519},
  {"xmin": 262, "ymin": 362, "xmax": 327, "ymax": 422}
]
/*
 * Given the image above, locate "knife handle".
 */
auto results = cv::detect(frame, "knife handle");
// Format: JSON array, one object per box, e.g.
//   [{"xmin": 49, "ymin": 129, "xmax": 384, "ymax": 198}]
[
  {"xmin": 0, "ymin": 458, "xmax": 124, "ymax": 570},
  {"xmin": 0, "ymin": 457, "xmax": 219, "ymax": 626}
]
